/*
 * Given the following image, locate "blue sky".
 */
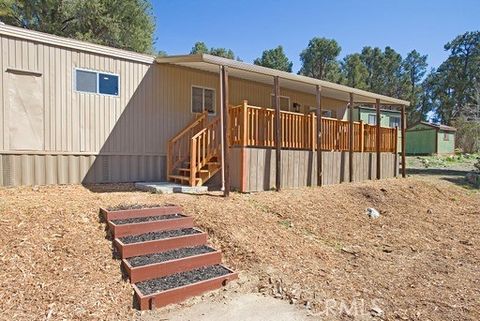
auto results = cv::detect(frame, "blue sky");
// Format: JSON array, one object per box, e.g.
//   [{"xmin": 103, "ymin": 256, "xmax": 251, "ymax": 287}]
[{"xmin": 152, "ymin": 0, "xmax": 479, "ymax": 73}]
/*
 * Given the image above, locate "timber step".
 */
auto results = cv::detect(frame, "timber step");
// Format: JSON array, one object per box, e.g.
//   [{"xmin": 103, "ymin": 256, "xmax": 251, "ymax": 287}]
[{"xmin": 103, "ymin": 205, "xmax": 237, "ymax": 310}]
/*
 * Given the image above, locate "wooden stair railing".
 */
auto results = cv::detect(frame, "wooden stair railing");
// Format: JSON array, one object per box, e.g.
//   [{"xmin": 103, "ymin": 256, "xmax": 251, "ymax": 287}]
[
  {"xmin": 167, "ymin": 111, "xmax": 208, "ymax": 181},
  {"xmin": 189, "ymin": 116, "xmax": 221, "ymax": 186}
]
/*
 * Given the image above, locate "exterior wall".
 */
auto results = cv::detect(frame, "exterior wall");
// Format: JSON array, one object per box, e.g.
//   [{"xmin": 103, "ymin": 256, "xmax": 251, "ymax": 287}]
[
  {"xmin": 230, "ymin": 147, "xmax": 398, "ymax": 192},
  {"xmin": 0, "ymin": 30, "xmax": 349, "ymax": 186},
  {"xmin": 354, "ymin": 107, "xmax": 401, "ymax": 127},
  {"xmin": 436, "ymin": 130, "xmax": 455, "ymax": 154},
  {"xmin": 405, "ymin": 124, "xmax": 436, "ymax": 155}
]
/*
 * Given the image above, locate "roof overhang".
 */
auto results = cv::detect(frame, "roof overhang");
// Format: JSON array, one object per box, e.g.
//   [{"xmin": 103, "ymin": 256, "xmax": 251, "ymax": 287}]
[
  {"xmin": 0, "ymin": 23, "xmax": 155, "ymax": 64},
  {"xmin": 156, "ymin": 54, "xmax": 411, "ymax": 106}
]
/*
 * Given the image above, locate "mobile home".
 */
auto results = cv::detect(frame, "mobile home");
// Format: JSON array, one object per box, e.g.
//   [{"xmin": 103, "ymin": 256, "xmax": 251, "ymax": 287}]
[{"xmin": 0, "ymin": 24, "xmax": 409, "ymax": 191}]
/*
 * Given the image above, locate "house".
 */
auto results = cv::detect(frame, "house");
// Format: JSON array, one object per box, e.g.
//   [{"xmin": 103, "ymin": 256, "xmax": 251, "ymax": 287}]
[
  {"xmin": 353, "ymin": 105, "xmax": 403, "ymax": 152},
  {"xmin": 0, "ymin": 24, "xmax": 410, "ymax": 190},
  {"xmin": 353, "ymin": 106, "xmax": 401, "ymax": 128},
  {"xmin": 406, "ymin": 122, "xmax": 456, "ymax": 155}
]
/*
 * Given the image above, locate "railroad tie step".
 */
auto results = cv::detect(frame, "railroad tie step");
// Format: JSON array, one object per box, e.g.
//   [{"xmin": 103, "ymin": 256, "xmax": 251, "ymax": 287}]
[{"xmin": 101, "ymin": 205, "xmax": 237, "ymax": 310}]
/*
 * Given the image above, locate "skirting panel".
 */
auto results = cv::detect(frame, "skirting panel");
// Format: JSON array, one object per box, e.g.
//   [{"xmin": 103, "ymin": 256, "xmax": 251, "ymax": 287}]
[
  {"xmin": 0, "ymin": 154, "xmax": 166, "ymax": 186},
  {"xmin": 230, "ymin": 147, "xmax": 399, "ymax": 192}
]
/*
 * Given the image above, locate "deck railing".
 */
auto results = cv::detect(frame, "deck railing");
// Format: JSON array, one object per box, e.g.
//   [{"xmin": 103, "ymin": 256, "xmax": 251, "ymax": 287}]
[
  {"xmin": 190, "ymin": 116, "xmax": 221, "ymax": 185},
  {"xmin": 229, "ymin": 101, "xmax": 397, "ymax": 153},
  {"xmin": 167, "ymin": 111, "xmax": 208, "ymax": 179}
]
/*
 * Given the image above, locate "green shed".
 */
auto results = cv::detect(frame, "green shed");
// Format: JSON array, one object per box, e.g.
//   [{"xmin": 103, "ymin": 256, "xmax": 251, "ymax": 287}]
[{"xmin": 406, "ymin": 122, "xmax": 456, "ymax": 155}]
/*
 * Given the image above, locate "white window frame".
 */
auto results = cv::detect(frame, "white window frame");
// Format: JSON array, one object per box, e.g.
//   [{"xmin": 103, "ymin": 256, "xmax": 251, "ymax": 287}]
[
  {"xmin": 74, "ymin": 67, "xmax": 120, "ymax": 97},
  {"xmin": 308, "ymin": 106, "xmax": 333, "ymax": 118},
  {"xmin": 191, "ymin": 85, "xmax": 216, "ymax": 115},
  {"xmin": 270, "ymin": 94, "xmax": 291, "ymax": 111},
  {"xmin": 368, "ymin": 114, "xmax": 377, "ymax": 125},
  {"xmin": 389, "ymin": 116, "xmax": 400, "ymax": 128}
]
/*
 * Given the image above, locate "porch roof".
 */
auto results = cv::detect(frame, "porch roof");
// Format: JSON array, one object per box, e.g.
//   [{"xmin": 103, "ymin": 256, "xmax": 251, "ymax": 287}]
[{"xmin": 156, "ymin": 54, "xmax": 410, "ymax": 106}]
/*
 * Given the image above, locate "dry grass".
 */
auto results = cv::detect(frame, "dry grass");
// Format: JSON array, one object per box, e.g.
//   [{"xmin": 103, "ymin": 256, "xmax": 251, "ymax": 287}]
[{"xmin": 0, "ymin": 176, "xmax": 479, "ymax": 320}]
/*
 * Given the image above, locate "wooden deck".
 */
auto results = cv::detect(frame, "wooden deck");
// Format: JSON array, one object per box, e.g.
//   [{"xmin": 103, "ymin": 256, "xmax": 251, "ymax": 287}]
[{"xmin": 229, "ymin": 101, "xmax": 398, "ymax": 153}]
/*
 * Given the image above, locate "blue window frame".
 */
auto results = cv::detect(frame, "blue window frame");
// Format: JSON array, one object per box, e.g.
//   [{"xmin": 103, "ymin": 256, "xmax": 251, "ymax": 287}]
[{"xmin": 75, "ymin": 68, "xmax": 119, "ymax": 96}]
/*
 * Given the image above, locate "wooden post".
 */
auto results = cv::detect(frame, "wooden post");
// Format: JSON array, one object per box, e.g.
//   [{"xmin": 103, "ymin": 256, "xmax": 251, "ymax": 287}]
[
  {"xmin": 359, "ymin": 120, "xmax": 365, "ymax": 152},
  {"xmin": 394, "ymin": 126, "xmax": 399, "ymax": 177},
  {"xmin": 242, "ymin": 100, "xmax": 248, "ymax": 146},
  {"xmin": 274, "ymin": 76, "xmax": 281, "ymax": 191},
  {"xmin": 349, "ymin": 93, "xmax": 354, "ymax": 182},
  {"xmin": 401, "ymin": 104, "xmax": 406, "ymax": 178},
  {"xmin": 310, "ymin": 112, "xmax": 315, "ymax": 152},
  {"xmin": 221, "ymin": 66, "xmax": 230, "ymax": 196},
  {"xmin": 376, "ymin": 99, "xmax": 381, "ymax": 179},
  {"xmin": 316, "ymin": 85, "xmax": 322, "ymax": 186}
]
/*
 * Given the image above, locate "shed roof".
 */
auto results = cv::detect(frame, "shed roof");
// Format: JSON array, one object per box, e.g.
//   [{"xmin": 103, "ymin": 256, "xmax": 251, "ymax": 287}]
[
  {"xmin": 156, "ymin": 54, "xmax": 411, "ymax": 106},
  {"xmin": 408, "ymin": 121, "xmax": 457, "ymax": 132}
]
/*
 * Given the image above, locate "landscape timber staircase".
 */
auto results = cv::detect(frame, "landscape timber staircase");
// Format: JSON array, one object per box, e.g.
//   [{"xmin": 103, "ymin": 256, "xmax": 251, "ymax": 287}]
[
  {"xmin": 101, "ymin": 205, "xmax": 237, "ymax": 310},
  {"xmin": 167, "ymin": 111, "xmax": 222, "ymax": 187}
]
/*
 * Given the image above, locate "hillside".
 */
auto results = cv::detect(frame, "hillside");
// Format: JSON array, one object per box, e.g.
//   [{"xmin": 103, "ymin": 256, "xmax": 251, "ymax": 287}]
[{"xmin": 0, "ymin": 176, "xmax": 478, "ymax": 320}]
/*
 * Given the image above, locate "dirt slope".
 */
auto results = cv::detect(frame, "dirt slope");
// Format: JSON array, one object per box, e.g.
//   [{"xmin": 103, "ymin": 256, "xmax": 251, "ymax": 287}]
[{"xmin": 0, "ymin": 177, "xmax": 478, "ymax": 320}]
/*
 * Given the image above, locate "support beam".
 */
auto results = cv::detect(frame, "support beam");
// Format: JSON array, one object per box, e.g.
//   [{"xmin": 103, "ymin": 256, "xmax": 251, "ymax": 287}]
[
  {"xmin": 349, "ymin": 93, "xmax": 354, "ymax": 183},
  {"xmin": 221, "ymin": 66, "xmax": 230, "ymax": 196},
  {"xmin": 316, "ymin": 85, "xmax": 322, "ymax": 186},
  {"xmin": 274, "ymin": 76, "xmax": 281, "ymax": 191},
  {"xmin": 376, "ymin": 99, "xmax": 381, "ymax": 179},
  {"xmin": 401, "ymin": 104, "xmax": 406, "ymax": 178}
]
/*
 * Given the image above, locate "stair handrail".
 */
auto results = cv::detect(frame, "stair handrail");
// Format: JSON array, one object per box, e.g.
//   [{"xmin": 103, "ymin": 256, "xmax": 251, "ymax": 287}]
[
  {"xmin": 189, "ymin": 116, "xmax": 221, "ymax": 186},
  {"xmin": 167, "ymin": 111, "xmax": 208, "ymax": 179}
]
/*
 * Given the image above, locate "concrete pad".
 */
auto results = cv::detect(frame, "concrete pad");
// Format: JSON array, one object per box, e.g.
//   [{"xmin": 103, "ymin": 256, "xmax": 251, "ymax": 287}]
[
  {"xmin": 142, "ymin": 293, "xmax": 314, "ymax": 321},
  {"xmin": 135, "ymin": 182, "xmax": 208, "ymax": 194}
]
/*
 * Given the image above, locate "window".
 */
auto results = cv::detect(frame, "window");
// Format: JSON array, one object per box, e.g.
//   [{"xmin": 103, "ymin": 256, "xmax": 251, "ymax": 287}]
[
  {"xmin": 191, "ymin": 86, "xmax": 215, "ymax": 114},
  {"xmin": 368, "ymin": 114, "xmax": 377, "ymax": 125},
  {"xmin": 308, "ymin": 106, "xmax": 333, "ymax": 118},
  {"xmin": 75, "ymin": 69, "xmax": 119, "ymax": 96},
  {"xmin": 389, "ymin": 116, "xmax": 400, "ymax": 128},
  {"xmin": 270, "ymin": 94, "xmax": 290, "ymax": 111},
  {"xmin": 443, "ymin": 132, "xmax": 449, "ymax": 141},
  {"xmin": 322, "ymin": 110, "xmax": 333, "ymax": 118}
]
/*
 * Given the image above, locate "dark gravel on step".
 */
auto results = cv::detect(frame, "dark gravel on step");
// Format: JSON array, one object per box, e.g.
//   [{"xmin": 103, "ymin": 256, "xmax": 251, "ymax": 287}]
[
  {"xmin": 127, "ymin": 245, "xmax": 216, "ymax": 267},
  {"xmin": 107, "ymin": 204, "xmax": 170, "ymax": 211},
  {"xmin": 135, "ymin": 265, "xmax": 231, "ymax": 295},
  {"xmin": 111, "ymin": 213, "xmax": 185, "ymax": 225},
  {"xmin": 119, "ymin": 228, "xmax": 200, "ymax": 244}
]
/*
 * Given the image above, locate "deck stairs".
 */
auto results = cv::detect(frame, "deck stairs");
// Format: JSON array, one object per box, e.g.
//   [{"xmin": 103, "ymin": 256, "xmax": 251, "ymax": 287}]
[
  {"xmin": 167, "ymin": 112, "xmax": 222, "ymax": 187},
  {"xmin": 102, "ymin": 205, "xmax": 237, "ymax": 310}
]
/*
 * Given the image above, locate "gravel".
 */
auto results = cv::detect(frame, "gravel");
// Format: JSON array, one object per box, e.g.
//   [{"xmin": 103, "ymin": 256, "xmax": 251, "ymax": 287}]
[
  {"xmin": 111, "ymin": 213, "xmax": 185, "ymax": 225},
  {"xmin": 106, "ymin": 204, "xmax": 169, "ymax": 211},
  {"xmin": 135, "ymin": 265, "xmax": 232, "ymax": 295},
  {"xmin": 127, "ymin": 245, "xmax": 216, "ymax": 267},
  {"xmin": 119, "ymin": 228, "xmax": 200, "ymax": 244}
]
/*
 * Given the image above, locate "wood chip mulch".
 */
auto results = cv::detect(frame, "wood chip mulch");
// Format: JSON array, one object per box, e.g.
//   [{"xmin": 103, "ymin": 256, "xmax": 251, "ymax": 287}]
[{"xmin": 0, "ymin": 177, "xmax": 479, "ymax": 320}]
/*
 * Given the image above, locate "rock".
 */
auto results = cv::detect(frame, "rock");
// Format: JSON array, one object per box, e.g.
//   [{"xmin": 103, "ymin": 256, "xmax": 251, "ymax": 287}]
[
  {"xmin": 370, "ymin": 306, "xmax": 384, "ymax": 317},
  {"xmin": 366, "ymin": 208, "xmax": 380, "ymax": 219}
]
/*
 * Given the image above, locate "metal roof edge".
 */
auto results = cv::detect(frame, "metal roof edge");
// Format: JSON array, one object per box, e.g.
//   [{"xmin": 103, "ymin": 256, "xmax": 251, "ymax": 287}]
[
  {"xmin": 0, "ymin": 23, "xmax": 155, "ymax": 64},
  {"xmin": 157, "ymin": 54, "xmax": 411, "ymax": 106}
]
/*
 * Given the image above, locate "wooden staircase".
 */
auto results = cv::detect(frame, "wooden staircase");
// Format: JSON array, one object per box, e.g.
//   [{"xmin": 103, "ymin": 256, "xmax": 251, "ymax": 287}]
[
  {"xmin": 167, "ymin": 112, "xmax": 222, "ymax": 186},
  {"xmin": 101, "ymin": 205, "xmax": 237, "ymax": 310}
]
